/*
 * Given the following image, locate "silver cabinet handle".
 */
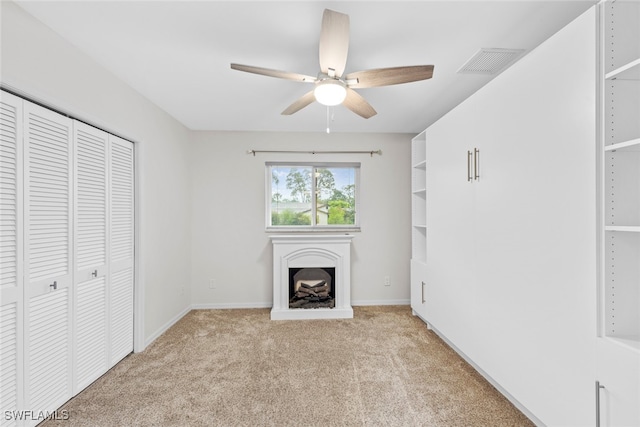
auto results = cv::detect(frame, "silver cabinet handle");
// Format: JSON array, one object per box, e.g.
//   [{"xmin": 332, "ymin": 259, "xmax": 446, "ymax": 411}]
[
  {"xmin": 474, "ymin": 148, "xmax": 480, "ymax": 181},
  {"xmin": 421, "ymin": 281, "xmax": 426, "ymax": 304},
  {"xmin": 596, "ymin": 381, "xmax": 605, "ymax": 427},
  {"xmin": 467, "ymin": 150, "xmax": 473, "ymax": 182},
  {"xmin": 49, "ymin": 281, "xmax": 57, "ymax": 290}
]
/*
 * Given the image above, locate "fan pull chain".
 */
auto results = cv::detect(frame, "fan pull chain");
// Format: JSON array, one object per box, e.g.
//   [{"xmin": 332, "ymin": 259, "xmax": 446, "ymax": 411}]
[
  {"xmin": 326, "ymin": 107, "xmax": 330, "ymax": 134},
  {"xmin": 326, "ymin": 107, "xmax": 335, "ymax": 134}
]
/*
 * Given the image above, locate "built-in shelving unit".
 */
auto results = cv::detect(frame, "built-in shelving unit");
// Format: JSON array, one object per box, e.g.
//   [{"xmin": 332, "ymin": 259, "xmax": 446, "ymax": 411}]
[
  {"xmin": 600, "ymin": 0, "xmax": 640, "ymax": 351},
  {"xmin": 410, "ymin": 130, "xmax": 428, "ymax": 322},
  {"xmin": 595, "ymin": 4, "xmax": 640, "ymax": 424},
  {"xmin": 411, "ymin": 131, "xmax": 427, "ymax": 263}
]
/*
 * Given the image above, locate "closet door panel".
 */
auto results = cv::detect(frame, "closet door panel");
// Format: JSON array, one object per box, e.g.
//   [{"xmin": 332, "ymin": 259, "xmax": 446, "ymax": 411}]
[
  {"xmin": 23, "ymin": 101, "xmax": 73, "ymax": 418},
  {"xmin": 26, "ymin": 291, "xmax": 70, "ymax": 413},
  {"xmin": 0, "ymin": 92, "xmax": 23, "ymax": 427},
  {"xmin": 109, "ymin": 135, "xmax": 134, "ymax": 364},
  {"xmin": 73, "ymin": 122, "xmax": 108, "ymax": 393},
  {"xmin": 0, "ymin": 304, "xmax": 21, "ymax": 427}
]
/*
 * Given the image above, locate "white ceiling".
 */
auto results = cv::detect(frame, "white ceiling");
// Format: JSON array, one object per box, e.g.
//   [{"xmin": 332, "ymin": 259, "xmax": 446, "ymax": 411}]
[{"xmin": 15, "ymin": 1, "xmax": 595, "ymax": 134}]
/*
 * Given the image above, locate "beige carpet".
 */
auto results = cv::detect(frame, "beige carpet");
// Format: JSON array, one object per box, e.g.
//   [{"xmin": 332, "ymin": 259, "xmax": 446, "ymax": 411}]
[{"xmin": 43, "ymin": 306, "xmax": 533, "ymax": 426}]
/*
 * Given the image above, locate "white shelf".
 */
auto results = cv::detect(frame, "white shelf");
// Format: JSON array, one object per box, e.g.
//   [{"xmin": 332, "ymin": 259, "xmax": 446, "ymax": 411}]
[
  {"xmin": 413, "ymin": 160, "xmax": 427, "ymax": 169},
  {"xmin": 606, "ymin": 335, "xmax": 640, "ymax": 353},
  {"xmin": 605, "ymin": 226, "xmax": 640, "ymax": 232},
  {"xmin": 606, "ymin": 58, "xmax": 640, "ymax": 81},
  {"xmin": 411, "ymin": 132, "xmax": 427, "ymax": 263},
  {"xmin": 604, "ymin": 138, "xmax": 640, "ymax": 152}
]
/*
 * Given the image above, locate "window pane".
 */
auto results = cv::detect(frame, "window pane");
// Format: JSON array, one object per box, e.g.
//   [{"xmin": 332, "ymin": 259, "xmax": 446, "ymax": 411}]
[
  {"xmin": 271, "ymin": 166, "xmax": 312, "ymax": 226},
  {"xmin": 316, "ymin": 167, "xmax": 356, "ymax": 226}
]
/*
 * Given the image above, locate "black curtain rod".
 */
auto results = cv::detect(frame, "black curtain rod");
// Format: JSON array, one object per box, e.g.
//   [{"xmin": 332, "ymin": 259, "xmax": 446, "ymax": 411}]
[{"xmin": 247, "ymin": 149, "xmax": 382, "ymax": 157}]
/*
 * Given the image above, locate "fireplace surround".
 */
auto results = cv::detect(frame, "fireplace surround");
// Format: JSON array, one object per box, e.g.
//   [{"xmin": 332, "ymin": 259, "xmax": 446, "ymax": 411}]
[{"xmin": 270, "ymin": 234, "xmax": 354, "ymax": 320}]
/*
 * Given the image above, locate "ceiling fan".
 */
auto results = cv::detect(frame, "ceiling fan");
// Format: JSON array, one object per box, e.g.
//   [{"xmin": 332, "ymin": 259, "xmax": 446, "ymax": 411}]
[{"xmin": 230, "ymin": 9, "xmax": 434, "ymax": 119}]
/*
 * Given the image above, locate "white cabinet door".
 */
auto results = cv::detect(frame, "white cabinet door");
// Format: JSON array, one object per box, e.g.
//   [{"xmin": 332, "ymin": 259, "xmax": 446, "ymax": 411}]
[
  {"xmin": 596, "ymin": 339, "xmax": 640, "ymax": 427},
  {"xmin": 423, "ymin": 118, "xmax": 477, "ymax": 350},
  {"xmin": 23, "ymin": 101, "xmax": 73, "ymax": 419},
  {"xmin": 596, "ymin": 338, "xmax": 640, "ymax": 427},
  {"xmin": 0, "ymin": 91, "xmax": 24, "ymax": 427},
  {"xmin": 73, "ymin": 122, "xmax": 109, "ymax": 393},
  {"xmin": 108, "ymin": 135, "xmax": 134, "ymax": 364},
  {"xmin": 410, "ymin": 259, "xmax": 427, "ymax": 321}
]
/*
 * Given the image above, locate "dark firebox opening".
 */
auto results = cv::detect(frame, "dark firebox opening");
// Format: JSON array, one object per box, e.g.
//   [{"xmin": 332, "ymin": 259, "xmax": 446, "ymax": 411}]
[{"xmin": 288, "ymin": 267, "xmax": 336, "ymax": 309}]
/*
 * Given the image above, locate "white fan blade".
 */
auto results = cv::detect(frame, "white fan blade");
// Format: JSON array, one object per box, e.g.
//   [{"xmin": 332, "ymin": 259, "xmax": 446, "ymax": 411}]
[
  {"xmin": 343, "ymin": 88, "xmax": 376, "ymax": 119},
  {"xmin": 231, "ymin": 63, "xmax": 316, "ymax": 82},
  {"xmin": 346, "ymin": 65, "xmax": 434, "ymax": 88},
  {"xmin": 282, "ymin": 91, "xmax": 316, "ymax": 115},
  {"xmin": 319, "ymin": 9, "xmax": 349, "ymax": 78}
]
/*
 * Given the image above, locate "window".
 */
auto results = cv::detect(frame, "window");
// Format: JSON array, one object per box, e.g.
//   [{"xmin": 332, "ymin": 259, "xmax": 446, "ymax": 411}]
[{"xmin": 267, "ymin": 162, "xmax": 360, "ymax": 230}]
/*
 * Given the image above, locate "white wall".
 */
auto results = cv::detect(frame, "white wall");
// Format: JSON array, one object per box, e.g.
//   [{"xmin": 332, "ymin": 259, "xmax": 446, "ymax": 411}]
[
  {"xmin": 189, "ymin": 131, "xmax": 411, "ymax": 307},
  {"xmin": 1, "ymin": 1, "xmax": 193, "ymax": 348}
]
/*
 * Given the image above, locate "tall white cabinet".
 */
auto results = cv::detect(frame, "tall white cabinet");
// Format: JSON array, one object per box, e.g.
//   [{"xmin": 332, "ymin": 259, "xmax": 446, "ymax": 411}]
[
  {"xmin": 596, "ymin": 1, "xmax": 640, "ymax": 425},
  {"xmin": 410, "ymin": 8, "xmax": 597, "ymax": 425},
  {"xmin": 0, "ymin": 91, "xmax": 134, "ymax": 426}
]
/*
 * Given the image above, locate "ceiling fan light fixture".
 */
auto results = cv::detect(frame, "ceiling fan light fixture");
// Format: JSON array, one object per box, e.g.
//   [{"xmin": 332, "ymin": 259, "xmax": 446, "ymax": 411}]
[{"xmin": 314, "ymin": 79, "xmax": 347, "ymax": 106}]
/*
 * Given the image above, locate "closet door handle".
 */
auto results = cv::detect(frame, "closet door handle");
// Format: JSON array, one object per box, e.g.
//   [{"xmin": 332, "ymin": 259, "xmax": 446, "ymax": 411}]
[
  {"xmin": 467, "ymin": 150, "xmax": 473, "ymax": 182},
  {"xmin": 49, "ymin": 281, "xmax": 57, "ymax": 291},
  {"xmin": 474, "ymin": 148, "xmax": 480, "ymax": 181},
  {"xmin": 91, "ymin": 269, "xmax": 98, "ymax": 278},
  {"xmin": 421, "ymin": 281, "xmax": 426, "ymax": 304},
  {"xmin": 596, "ymin": 381, "xmax": 605, "ymax": 427}
]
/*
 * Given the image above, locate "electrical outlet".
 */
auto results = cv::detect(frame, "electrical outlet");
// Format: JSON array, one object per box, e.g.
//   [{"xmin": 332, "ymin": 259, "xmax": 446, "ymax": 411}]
[
  {"xmin": 209, "ymin": 279, "xmax": 216, "ymax": 289},
  {"xmin": 384, "ymin": 276, "xmax": 390, "ymax": 287}
]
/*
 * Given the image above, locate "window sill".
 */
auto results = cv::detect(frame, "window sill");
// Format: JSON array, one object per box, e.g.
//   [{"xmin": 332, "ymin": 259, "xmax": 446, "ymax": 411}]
[{"xmin": 266, "ymin": 226, "xmax": 361, "ymax": 233}]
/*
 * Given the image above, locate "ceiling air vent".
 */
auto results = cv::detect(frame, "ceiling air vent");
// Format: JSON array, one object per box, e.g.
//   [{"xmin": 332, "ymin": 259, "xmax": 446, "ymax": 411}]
[{"xmin": 457, "ymin": 48, "xmax": 525, "ymax": 74}]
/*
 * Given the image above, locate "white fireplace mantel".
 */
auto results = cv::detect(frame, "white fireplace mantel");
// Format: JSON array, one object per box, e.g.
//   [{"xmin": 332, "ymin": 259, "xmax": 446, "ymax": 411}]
[{"xmin": 270, "ymin": 234, "xmax": 354, "ymax": 320}]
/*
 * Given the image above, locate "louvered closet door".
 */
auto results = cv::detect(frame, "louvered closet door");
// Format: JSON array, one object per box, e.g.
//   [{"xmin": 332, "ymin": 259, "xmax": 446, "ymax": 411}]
[
  {"xmin": 23, "ymin": 102, "xmax": 73, "ymax": 418},
  {"xmin": 73, "ymin": 122, "xmax": 108, "ymax": 393},
  {"xmin": 0, "ymin": 92, "xmax": 24, "ymax": 427},
  {"xmin": 109, "ymin": 135, "xmax": 133, "ymax": 364}
]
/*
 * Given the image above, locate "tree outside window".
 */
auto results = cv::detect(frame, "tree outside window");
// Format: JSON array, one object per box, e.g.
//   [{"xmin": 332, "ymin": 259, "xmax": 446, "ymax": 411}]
[{"xmin": 269, "ymin": 163, "xmax": 359, "ymax": 229}]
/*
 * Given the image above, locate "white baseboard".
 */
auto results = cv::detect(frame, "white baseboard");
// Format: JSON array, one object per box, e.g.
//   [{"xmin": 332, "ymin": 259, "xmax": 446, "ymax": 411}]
[
  {"xmin": 144, "ymin": 305, "xmax": 191, "ymax": 349},
  {"xmin": 352, "ymin": 299, "xmax": 410, "ymax": 306},
  {"xmin": 191, "ymin": 302, "xmax": 272, "ymax": 310},
  {"xmin": 191, "ymin": 299, "xmax": 411, "ymax": 310},
  {"xmin": 427, "ymin": 324, "xmax": 544, "ymax": 426},
  {"xmin": 193, "ymin": 301, "xmax": 410, "ymax": 309}
]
